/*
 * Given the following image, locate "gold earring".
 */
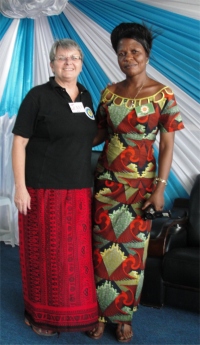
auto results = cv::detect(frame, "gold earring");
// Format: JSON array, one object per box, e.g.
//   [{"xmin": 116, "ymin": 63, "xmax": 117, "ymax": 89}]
[{"xmin": 146, "ymin": 59, "xmax": 149, "ymax": 64}]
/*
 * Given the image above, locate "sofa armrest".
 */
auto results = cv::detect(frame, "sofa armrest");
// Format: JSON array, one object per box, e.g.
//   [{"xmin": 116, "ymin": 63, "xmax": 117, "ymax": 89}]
[
  {"xmin": 173, "ymin": 198, "xmax": 189, "ymax": 209},
  {"xmin": 164, "ymin": 226, "xmax": 187, "ymax": 252},
  {"xmin": 149, "ymin": 199, "xmax": 189, "ymax": 240},
  {"xmin": 147, "ymin": 215, "xmax": 188, "ymax": 257}
]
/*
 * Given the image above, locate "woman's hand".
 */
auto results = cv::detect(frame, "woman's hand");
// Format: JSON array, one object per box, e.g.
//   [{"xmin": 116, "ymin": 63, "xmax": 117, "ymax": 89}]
[
  {"xmin": 142, "ymin": 188, "xmax": 165, "ymax": 211},
  {"xmin": 14, "ymin": 186, "xmax": 31, "ymax": 215}
]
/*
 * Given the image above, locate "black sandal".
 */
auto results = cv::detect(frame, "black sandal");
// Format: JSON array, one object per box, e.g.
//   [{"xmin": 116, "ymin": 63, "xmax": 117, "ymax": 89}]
[{"xmin": 116, "ymin": 324, "xmax": 133, "ymax": 343}]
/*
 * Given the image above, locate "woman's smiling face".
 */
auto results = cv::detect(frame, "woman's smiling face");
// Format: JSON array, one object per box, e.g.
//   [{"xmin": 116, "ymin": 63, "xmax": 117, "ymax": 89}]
[
  {"xmin": 117, "ymin": 38, "xmax": 148, "ymax": 77},
  {"xmin": 50, "ymin": 46, "xmax": 82, "ymax": 83}
]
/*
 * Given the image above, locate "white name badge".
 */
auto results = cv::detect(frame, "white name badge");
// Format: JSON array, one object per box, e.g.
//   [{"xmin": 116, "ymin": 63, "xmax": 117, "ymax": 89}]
[{"xmin": 69, "ymin": 102, "xmax": 85, "ymax": 113}]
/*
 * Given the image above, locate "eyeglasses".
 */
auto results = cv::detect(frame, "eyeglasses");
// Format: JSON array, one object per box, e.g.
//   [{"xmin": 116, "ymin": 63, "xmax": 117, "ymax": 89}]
[{"xmin": 53, "ymin": 55, "xmax": 82, "ymax": 62}]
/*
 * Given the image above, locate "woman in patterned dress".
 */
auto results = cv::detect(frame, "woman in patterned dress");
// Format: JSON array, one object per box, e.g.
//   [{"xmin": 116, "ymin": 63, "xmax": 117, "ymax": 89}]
[{"xmin": 89, "ymin": 23, "xmax": 184, "ymax": 342}]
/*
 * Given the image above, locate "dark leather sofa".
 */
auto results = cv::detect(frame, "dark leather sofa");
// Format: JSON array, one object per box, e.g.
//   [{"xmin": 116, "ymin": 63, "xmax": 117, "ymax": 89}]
[{"xmin": 140, "ymin": 174, "xmax": 200, "ymax": 312}]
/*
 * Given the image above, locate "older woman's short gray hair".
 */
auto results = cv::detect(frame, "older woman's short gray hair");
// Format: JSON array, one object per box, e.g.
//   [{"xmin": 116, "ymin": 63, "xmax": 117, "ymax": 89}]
[{"xmin": 49, "ymin": 39, "xmax": 83, "ymax": 62}]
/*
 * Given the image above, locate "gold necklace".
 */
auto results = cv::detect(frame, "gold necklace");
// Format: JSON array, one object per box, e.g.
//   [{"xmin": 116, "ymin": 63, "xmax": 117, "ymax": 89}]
[{"xmin": 131, "ymin": 80, "xmax": 145, "ymax": 106}]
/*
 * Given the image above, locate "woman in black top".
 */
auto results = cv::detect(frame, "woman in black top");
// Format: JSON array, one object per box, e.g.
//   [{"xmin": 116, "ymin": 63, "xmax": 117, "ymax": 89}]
[{"xmin": 12, "ymin": 39, "xmax": 98, "ymax": 336}]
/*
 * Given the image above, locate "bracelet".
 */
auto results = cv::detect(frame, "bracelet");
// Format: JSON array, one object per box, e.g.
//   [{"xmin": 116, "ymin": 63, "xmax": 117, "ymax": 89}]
[{"xmin": 155, "ymin": 177, "xmax": 167, "ymax": 185}]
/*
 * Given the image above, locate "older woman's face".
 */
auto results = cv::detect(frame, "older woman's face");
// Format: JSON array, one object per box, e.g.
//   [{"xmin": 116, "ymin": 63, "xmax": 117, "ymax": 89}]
[
  {"xmin": 50, "ymin": 46, "xmax": 82, "ymax": 83},
  {"xmin": 117, "ymin": 38, "xmax": 148, "ymax": 77}
]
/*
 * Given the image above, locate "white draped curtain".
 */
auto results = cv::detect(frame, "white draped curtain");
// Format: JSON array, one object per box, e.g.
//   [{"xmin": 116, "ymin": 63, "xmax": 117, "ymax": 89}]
[
  {"xmin": 0, "ymin": 0, "xmax": 199, "ymax": 245},
  {"xmin": 0, "ymin": 0, "xmax": 68, "ymax": 18}
]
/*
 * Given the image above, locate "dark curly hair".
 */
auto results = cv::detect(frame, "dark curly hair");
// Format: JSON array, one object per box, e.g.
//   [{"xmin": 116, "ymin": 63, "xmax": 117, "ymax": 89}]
[{"xmin": 111, "ymin": 22, "xmax": 155, "ymax": 56}]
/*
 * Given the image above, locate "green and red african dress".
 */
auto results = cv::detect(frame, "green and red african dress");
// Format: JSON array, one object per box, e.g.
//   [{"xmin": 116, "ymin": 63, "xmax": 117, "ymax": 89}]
[{"xmin": 92, "ymin": 86, "xmax": 184, "ymax": 324}]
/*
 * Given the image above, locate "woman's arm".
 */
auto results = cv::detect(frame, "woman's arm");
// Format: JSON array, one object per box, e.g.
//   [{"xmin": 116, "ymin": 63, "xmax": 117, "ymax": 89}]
[
  {"xmin": 93, "ymin": 128, "xmax": 107, "ymax": 147},
  {"xmin": 142, "ymin": 131, "xmax": 175, "ymax": 211},
  {"xmin": 12, "ymin": 135, "xmax": 31, "ymax": 215}
]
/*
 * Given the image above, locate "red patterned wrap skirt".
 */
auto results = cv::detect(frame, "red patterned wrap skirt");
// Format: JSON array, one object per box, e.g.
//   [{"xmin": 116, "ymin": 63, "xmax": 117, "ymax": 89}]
[{"xmin": 19, "ymin": 187, "xmax": 98, "ymax": 332}]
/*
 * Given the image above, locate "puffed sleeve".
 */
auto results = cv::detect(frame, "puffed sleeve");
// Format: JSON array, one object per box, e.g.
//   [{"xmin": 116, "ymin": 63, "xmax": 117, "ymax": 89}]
[{"xmin": 158, "ymin": 88, "xmax": 185, "ymax": 133}]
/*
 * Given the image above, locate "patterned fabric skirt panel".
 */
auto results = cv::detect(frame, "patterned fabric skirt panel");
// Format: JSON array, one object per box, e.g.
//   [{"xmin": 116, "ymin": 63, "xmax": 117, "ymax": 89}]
[
  {"xmin": 19, "ymin": 188, "xmax": 98, "ymax": 332},
  {"xmin": 92, "ymin": 179, "xmax": 152, "ymax": 324}
]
